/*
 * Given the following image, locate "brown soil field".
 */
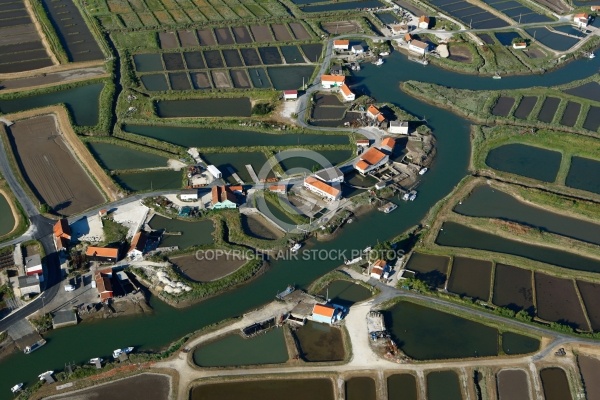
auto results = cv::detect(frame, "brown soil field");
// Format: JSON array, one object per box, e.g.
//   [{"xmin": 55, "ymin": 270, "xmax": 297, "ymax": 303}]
[
  {"xmin": 171, "ymin": 253, "xmax": 246, "ymax": 282},
  {"xmin": 496, "ymin": 369, "xmax": 530, "ymax": 400},
  {"xmin": 321, "ymin": 20, "xmax": 360, "ymax": 34},
  {"xmin": 241, "ymin": 213, "xmax": 283, "ymax": 240},
  {"xmin": 492, "ymin": 264, "xmax": 534, "ymax": 312},
  {"xmin": 0, "ymin": 24, "xmax": 40, "ymax": 46},
  {"xmin": 191, "ymin": 72, "xmax": 212, "ymax": 89},
  {"xmin": 203, "ymin": 50, "xmax": 224, "ymax": 68},
  {"xmin": 159, "ymin": 31, "xmax": 179, "ymax": 49},
  {"xmin": 448, "ymin": 44, "xmax": 473, "ymax": 63},
  {"xmin": 447, "ymin": 256, "xmax": 492, "ymax": 301},
  {"xmin": 578, "ymin": 355, "xmax": 600, "ymax": 400},
  {"xmin": 178, "ymin": 30, "xmax": 198, "ymax": 47},
  {"xmin": 539, "ymin": 368, "xmax": 572, "ymax": 400},
  {"xmin": 6, "ymin": 114, "xmax": 105, "ymax": 215},
  {"xmin": 525, "ymin": 48, "xmax": 545, "ymax": 58},
  {"xmin": 214, "ymin": 28, "xmax": 234, "ymax": 45},
  {"xmin": 49, "ymin": 373, "xmax": 170, "ymax": 400},
  {"xmin": 222, "ymin": 49, "xmax": 243, "ymax": 67},
  {"xmin": 534, "ymin": 272, "xmax": 590, "ymax": 331},
  {"xmin": 576, "ymin": 281, "xmax": 600, "ymax": 331},
  {"xmin": 272, "ymin": 23, "xmax": 293, "ymax": 41},
  {"xmin": 197, "ymin": 29, "xmax": 216, "ymax": 46},
  {"xmin": 183, "ymin": 52, "xmax": 205, "ymax": 69},
  {"xmin": 230, "ymin": 69, "xmax": 251, "ymax": 88},
  {"xmin": 250, "ymin": 25, "xmax": 273, "ymax": 42},
  {"xmin": 289, "ymin": 22, "xmax": 311, "ymax": 40},
  {"xmin": 314, "ymin": 93, "xmax": 343, "ymax": 107},
  {"xmin": 240, "ymin": 48, "xmax": 262, "ymax": 65},
  {"xmin": 405, "ymin": 252, "xmax": 449, "ymax": 289},
  {"xmin": 163, "ymin": 52, "xmax": 185, "ymax": 70},
  {"xmin": 491, "ymin": 96, "xmax": 515, "ymax": 117},
  {"xmin": 211, "ymin": 70, "xmax": 231, "ymax": 88},
  {"xmin": 232, "ymin": 26, "xmax": 253, "ymax": 44},
  {"xmin": 168, "ymin": 72, "xmax": 190, "ymax": 90}
]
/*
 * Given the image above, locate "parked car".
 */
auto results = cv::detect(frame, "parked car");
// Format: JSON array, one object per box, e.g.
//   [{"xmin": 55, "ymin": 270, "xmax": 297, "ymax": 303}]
[{"xmin": 64, "ymin": 284, "xmax": 75, "ymax": 292}]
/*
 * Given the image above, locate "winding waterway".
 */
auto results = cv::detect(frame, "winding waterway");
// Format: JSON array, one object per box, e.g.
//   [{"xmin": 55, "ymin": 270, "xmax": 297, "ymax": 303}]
[{"xmin": 0, "ymin": 51, "xmax": 598, "ymax": 386}]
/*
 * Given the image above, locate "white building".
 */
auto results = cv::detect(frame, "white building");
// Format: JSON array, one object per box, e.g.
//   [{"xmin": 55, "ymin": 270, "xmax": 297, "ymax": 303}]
[
  {"xmin": 340, "ymin": 84, "xmax": 355, "ymax": 102},
  {"xmin": 356, "ymin": 139, "xmax": 370, "ymax": 147},
  {"xmin": 207, "ymin": 165, "xmax": 222, "ymax": 179},
  {"xmin": 574, "ymin": 13, "xmax": 589, "ymax": 27},
  {"xmin": 127, "ymin": 231, "xmax": 147, "ymax": 259},
  {"xmin": 409, "ymin": 40, "xmax": 429, "ymax": 55},
  {"xmin": 25, "ymin": 254, "xmax": 42, "ymax": 276},
  {"xmin": 321, "ymin": 74, "xmax": 345, "ymax": 88},
  {"xmin": 418, "ymin": 16, "xmax": 430, "ymax": 29},
  {"xmin": 283, "ymin": 90, "xmax": 298, "ymax": 100},
  {"xmin": 303, "ymin": 176, "xmax": 341, "ymax": 201},
  {"xmin": 17, "ymin": 275, "xmax": 41, "ymax": 297},
  {"xmin": 180, "ymin": 188, "xmax": 198, "ymax": 201},
  {"xmin": 351, "ymin": 44, "xmax": 364, "ymax": 54},
  {"xmin": 333, "ymin": 40, "xmax": 349, "ymax": 51},
  {"xmin": 313, "ymin": 166, "xmax": 344, "ymax": 183},
  {"xmin": 512, "ymin": 42, "xmax": 527, "ymax": 49},
  {"xmin": 389, "ymin": 120, "xmax": 409, "ymax": 134}
]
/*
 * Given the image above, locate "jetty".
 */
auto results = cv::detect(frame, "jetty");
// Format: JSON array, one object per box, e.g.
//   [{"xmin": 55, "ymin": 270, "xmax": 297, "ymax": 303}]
[
  {"xmin": 246, "ymin": 164, "xmax": 259, "ymax": 183},
  {"xmin": 226, "ymin": 167, "xmax": 244, "ymax": 185}
]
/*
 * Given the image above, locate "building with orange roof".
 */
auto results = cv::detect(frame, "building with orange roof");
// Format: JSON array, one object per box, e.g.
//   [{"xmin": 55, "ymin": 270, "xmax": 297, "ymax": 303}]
[
  {"xmin": 409, "ymin": 39, "xmax": 430, "ymax": 55},
  {"xmin": 211, "ymin": 186, "xmax": 238, "ymax": 209},
  {"xmin": 404, "ymin": 33, "xmax": 413, "ymax": 42},
  {"xmin": 370, "ymin": 259, "xmax": 387, "ymax": 279},
  {"xmin": 321, "ymin": 74, "xmax": 346, "ymax": 88},
  {"xmin": 355, "ymin": 147, "xmax": 389, "ymax": 175},
  {"xmin": 127, "ymin": 231, "xmax": 148, "ymax": 259},
  {"xmin": 366, "ymin": 105, "xmax": 380, "ymax": 120},
  {"xmin": 94, "ymin": 270, "xmax": 113, "ymax": 302},
  {"xmin": 574, "ymin": 13, "xmax": 589, "ymax": 27},
  {"xmin": 592, "ymin": 5, "xmax": 600, "ymax": 11},
  {"xmin": 304, "ymin": 176, "xmax": 341, "ymax": 201},
  {"xmin": 86, "ymin": 246, "xmax": 120, "ymax": 263},
  {"xmin": 312, "ymin": 303, "xmax": 339, "ymax": 324},
  {"xmin": 333, "ymin": 39, "xmax": 350, "ymax": 50},
  {"xmin": 376, "ymin": 113, "xmax": 386, "ymax": 124},
  {"xmin": 340, "ymin": 83, "xmax": 355, "ymax": 102},
  {"xmin": 418, "ymin": 15, "xmax": 430, "ymax": 29},
  {"xmin": 512, "ymin": 42, "xmax": 527, "ymax": 50},
  {"xmin": 53, "ymin": 219, "xmax": 71, "ymax": 251},
  {"xmin": 381, "ymin": 137, "xmax": 396, "ymax": 152},
  {"xmin": 356, "ymin": 139, "xmax": 370, "ymax": 147},
  {"xmin": 269, "ymin": 184, "xmax": 287, "ymax": 194}
]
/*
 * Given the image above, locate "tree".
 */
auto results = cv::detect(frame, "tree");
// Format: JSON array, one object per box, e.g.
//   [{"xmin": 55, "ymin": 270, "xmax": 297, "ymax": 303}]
[
  {"xmin": 368, "ymin": 240, "xmax": 393, "ymax": 262},
  {"xmin": 39, "ymin": 203, "xmax": 50, "ymax": 213}
]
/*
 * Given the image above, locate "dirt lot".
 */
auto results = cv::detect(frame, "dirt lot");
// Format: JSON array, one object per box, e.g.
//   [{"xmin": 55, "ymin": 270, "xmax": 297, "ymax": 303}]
[
  {"xmin": 578, "ymin": 355, "xmax": 600, "ymax": 400},
  {"xmin": 534, "ymin": 272, "xmax": 590, "ymax": 331},
  {"xmin": 7, "ymin": 114, "xmax": 105, "ymax": 215},
  {"xmin": 272, "ymin": 23, "xmax": 293, "ymax": 41},
  {"xmin": 496, "ymin": 369, "xmax": 530, "ymax": 400},
  {"xmin": 171, "ymin": 253, "xmax": 246, "ymax": 282},
  {"xmin": 232, "ymin": 26, "xmax": 253, "ymax": 44},
  {"xmin": 289, "ymin": 22, "xmax": 311, "ymax": 40},
  {"xmin": 211, "ymin": 70, "xmax": 231, "ymax": 88},
  {"xmin": 576, "ymin": 281, "xmax": 600, "ymax": 331},
  {"xmin": 321, "ymin": 20, "xmax": 360, "ymax": 35},
  {"xmin": 448, "ymin": 44, "xmax": 473, "ymax": 63},
  {"xmin": 197, "ymin": 29, "xmax": 216, "ymax": 46},
  {"xmin": 230, "ymin": 69, "xmax": 251, "ymax": 88},
  {"xmin": 178, "ymin": 30, "xmax": 198, "ymax": 47},
  {"xmin": 191, "ymin": 72, "xmax": 212, "ymax": 89},
  {"xmin": 214, "ymin": 27, "xmax": 235, "ymax": 45},
  {"xmin": 47, "ymin": 373, "xmax": 170, "ymax": 400}
]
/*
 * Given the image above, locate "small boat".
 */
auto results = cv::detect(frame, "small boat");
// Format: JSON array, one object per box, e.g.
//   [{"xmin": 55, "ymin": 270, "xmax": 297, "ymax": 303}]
[
  {"xmin": 276, "ymin": 284, "xmax": 295, "ymax": 300},
  {"xmin": 10, "ymin": 383, "xmax": 23, "ymax": 393},
  {"xmin": 402, "ymin": 192, "xmax": 410, "ymax": 201},
  {"xmin": 345, "ymin": 256, "xmax": 362, "ymax": 265},
  {"xmin": 585, "ymin": 52, "xmax": 595, "ymax": 59},
  {"xmin": 290, "ymin": 243, "xmax": 301, "ymax": 252},
  {"xmin": 378, "ymin": 202, "xmax": 397, "ymax": 213},
  {"xmin": 38, "ymin": 371, "xmax": 53, "ymax": 380},
  {"xmin": 379, "ymin": 51, "xmax": 389, "ymax": 56},
  {"xmin": 373, "ymin": 58, "xmax": 384, "ymax": 66},
  {"xmin": 89, "ymin": 357, "xmax": 103, "ymax": 364},
  {"xmin": 419, "ymin": 167, "xmax": 428, "ymax": 175},
  {"xmin": 112, "ymin": 347, "xmax": 134, "ymax": 359},
  {"xmin": 363, "ymin": 246, "xmax": 372, "ymax": 253},
  {"xmin": 493, "ymin": 73, "xmax": 501, "ymax": 79},
  {"xmin": 24, "ymin": 339, "xmax": 46, "ymax": 354},
  {"xmin": 409, "ymin": 190, "xmax": 417, "ymax": 201}
]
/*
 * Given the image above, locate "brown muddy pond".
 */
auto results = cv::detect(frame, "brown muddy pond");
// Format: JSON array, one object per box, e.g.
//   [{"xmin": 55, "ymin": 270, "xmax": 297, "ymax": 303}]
[
  {"xmin": 502, "ymin": 331, "xmax": 539, "ymax": 355},
  {"xmin": 578, "ymin": 355, "xmax": 600, "ymax": 400},
  {"xmin": 535, "ymin": 272, "xmax": 590, "ymax": 330},
  {"xmin": 540, "ymin": 368, "xmax": 572, "ymax": 400},
  {"xmin": 293, "ymin": 320, "xmax": 345, "ymax": 362},
  {"xmin": 52, "ymin": 373, "xmax": 170, "ymax": 399},
  {"xmin": 190, "ymin": 379, "xmax": 335, "ymax": 400},
  {"xmin": 513, "ymin": 96, "xmax": 537, "ymax": 119},
  {"xmin": 497, "ymin": 369, "xmax": 530, "ymax": 400},
  {"xmin": 387, "ymin": 374, "xmax": 418, "ymax": 400},
  {"xmin": 346, "ymin": 377, "xmax": 376, "ymax": 400},
  {"xmin": 537, "ymin": 97, "xmax": 560, "ymax": 123},
  {"xmin": 155, "ymin": 98, "xmax": 251, "ymax": 118},
  {"xmin": 405, "ymin": 252, "xmax": 449, "ymax": 289},
  {"xmin": 241, "ymin": 213, "xmax": 283, "ymax": 240},
  {"xmin": 576, "ymin": 281, "xmax": 600, "ymax": 331},
  {"xmin": 492, "ymin": 264, "xmax": 534, "ymax": 312},
  {"xmin": 491, "ymin": 96, "xmax": 515, "ymax": 117},
  {"xmin": 447, "ymin": 256, "xmax": 492, "ymax": 301},
  {"xmin": 559, "ymin": 101, "xmax": 581, "ymax": 127}
]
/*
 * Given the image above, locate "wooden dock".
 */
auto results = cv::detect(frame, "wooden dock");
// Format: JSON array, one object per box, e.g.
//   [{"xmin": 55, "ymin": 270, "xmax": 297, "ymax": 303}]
[
  {"xmin": 246, "ymin": 164, "xmax": 259, "ymax": 183},
  {"xmin": 226, "ymin": 167, "xmax": 244, "ymax": 185}
]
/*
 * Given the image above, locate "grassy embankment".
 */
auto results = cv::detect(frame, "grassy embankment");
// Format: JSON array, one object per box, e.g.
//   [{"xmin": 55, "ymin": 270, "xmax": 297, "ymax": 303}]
[{"xmin": 401, "ymin": 77, "xmax": 600, "ymax": 136}]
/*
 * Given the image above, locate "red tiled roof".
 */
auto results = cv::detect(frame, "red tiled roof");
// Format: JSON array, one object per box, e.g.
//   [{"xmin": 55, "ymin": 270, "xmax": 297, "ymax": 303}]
[
  {"xmin": 269, "ymin": 185, "xmax": 286, "ymax": 192},
  {"xmin": 411, "ymin": 40, "xmax": 429, "ymax": 49},
  {"xmin": 381, "ymin": 137, "xmax": 396, "ymax": 149},
  {"xmin": 86, "ymin": 246, "xmax": 119, "ymax": 259},
  {"xmin": 377, "ymin": 113, "xmax": 386, "ymax": 123},
  {"xmin": 305, "ymin": 176, "xmax": 340, "ymax": 198},
  {"xmin": 211, "ymin": 186, "xmax": 238, "ymax": 204},
  {"xmin": 340, "ymin": 83, "xmax": 353, "ymax": 97},
  {"xmin": 371, "ymin": 265, "xmax": 384, "ymax": 276},
  {"xmin": 356, "ymin": 139, "xmax": 370, "ymax": 144},
  {"xmin": 313, "ymin": 304, "xmax": 335, "ymax": 317},
  {"xmin": 367, "ymin": 105, "xmax": 380, "ymax": 116},
  {"xmin": 356, "ymin": 160, "xmax": 370, "ymax": 172},
  {"xmin": 284, "ymin": 90, "xmax": 298, "ymax": 95},
  {"xmin": 321, "ymin": 74, "xmax": 346, "ymax": 83},
  {"xmin": 95, "ymin": 272, "xmax": 113, "ymax": 295},
  {"xmin": 360, "ymin": 147, "xmax": 387, "ymax": 166},
  {"xmin": 419, "ymin": 15, "xmax": 430, "ymax": 23},
  {"xmin": 333, "ymin": 40, "xmax": 349, "ymax": 46},
  {"xmin": 53, "ymin": 219, "xmax": 71, "ymax": 239},
  {"xmin": 404, "ymin": 33, "xmax": 413, "ymax": 42},
  {"xmin": 128, "ymin": 231, "xmax": 147, "ymax": 254},
  {"xmin": 373, "ymin": 259, "xmax": 387, "ymax": 267},
  {"xmin": 574, "ymin": 12, "xmax": 589, "ymax": 18}
]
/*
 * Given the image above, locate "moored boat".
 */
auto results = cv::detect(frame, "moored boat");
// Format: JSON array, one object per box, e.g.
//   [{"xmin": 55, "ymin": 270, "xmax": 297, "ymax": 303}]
[
  {"xmin": 290, "ymin": 243, "xmax": 301, "ymax": 252},
  {"xmin": 24, "ymin": 339, "xmax": 46, "ymax": 354},
  {"xmin": 38, "ymin": 371, "xmax": 53, "ymax": 380},
  {"xmin": 10, "ymin": 383, "xmax": 23, "ymax": 393},
  {"xmin": 419, "ymin": 167, "xmax": 428, "ymax": 175},
  {"xmin": 89, "ymin": 357, "xmax": 103, "ymax": 364},
  {"xmin": 113, "ymin": 347, "xmax": 134, "ymax": 358},
  {"xmin": 373, "ymin": 58, "xmax": 384, "ymax": 66}
]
